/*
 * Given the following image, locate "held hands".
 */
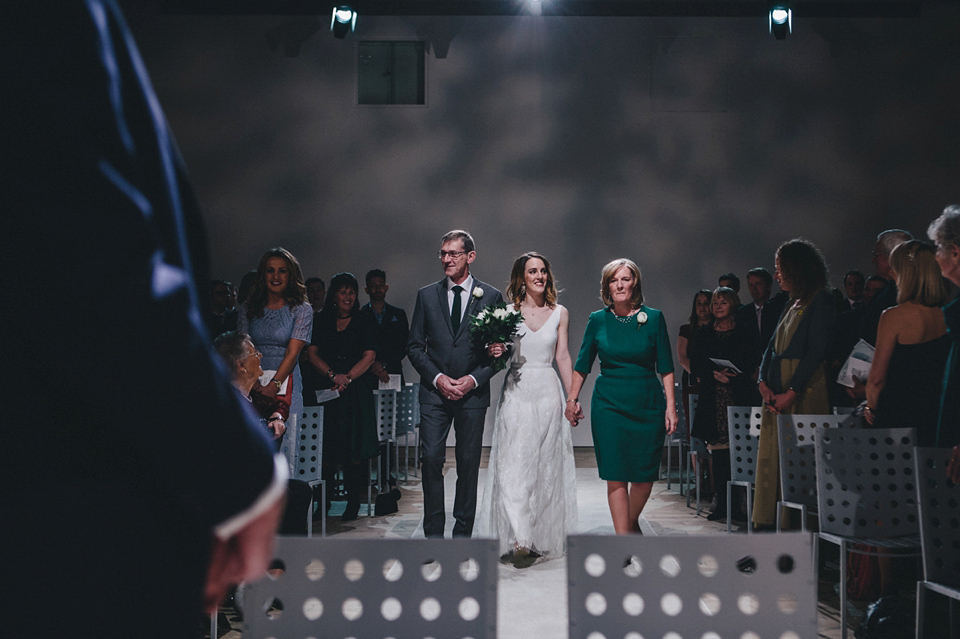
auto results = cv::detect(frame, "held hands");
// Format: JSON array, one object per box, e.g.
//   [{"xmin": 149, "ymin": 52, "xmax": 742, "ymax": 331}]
[
  {"xmin": 564, "ymin": 399, "xmax": 584, "ymax": 427},
  {"xmin": 764, "ymin": 389, "xmax": 798, "ymax": 415},
  {"xmin": 332, "ymin": 373, "xmax": 351, "ymax": 392},
  {"xmin": 437, "ymin": 374, "xmax": 477, "ymax": 401},
  {"xmin": 486, "ymin": 342, "xmax": 507, "ymax": 358},
  {"xmin": 713, "ymin": 368, "xmax": 737, "ymax": 384}
]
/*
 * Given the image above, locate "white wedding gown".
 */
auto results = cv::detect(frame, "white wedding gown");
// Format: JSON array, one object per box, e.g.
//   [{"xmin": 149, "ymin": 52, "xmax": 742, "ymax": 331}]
[{"xmin": 476, "ymin": 305, "xmax": 577, "ymax": 558}]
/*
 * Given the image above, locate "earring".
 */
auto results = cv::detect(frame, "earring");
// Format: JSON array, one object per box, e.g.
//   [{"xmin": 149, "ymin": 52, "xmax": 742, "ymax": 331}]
[{"xmin": 520, "ymin": 283, "xmax": 526, "ymax": 298}]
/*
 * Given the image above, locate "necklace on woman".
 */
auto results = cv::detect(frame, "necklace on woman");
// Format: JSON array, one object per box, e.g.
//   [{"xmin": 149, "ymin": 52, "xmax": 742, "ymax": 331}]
[{"xmin": 612, "ymin": 309, "xmax": 636, "ymax": 324}]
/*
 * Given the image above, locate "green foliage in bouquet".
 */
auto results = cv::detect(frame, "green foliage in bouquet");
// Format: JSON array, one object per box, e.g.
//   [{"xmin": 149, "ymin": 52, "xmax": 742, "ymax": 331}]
[{"xmin": 468, "ymin": 302, "xmax": 523, "ymax": 372}]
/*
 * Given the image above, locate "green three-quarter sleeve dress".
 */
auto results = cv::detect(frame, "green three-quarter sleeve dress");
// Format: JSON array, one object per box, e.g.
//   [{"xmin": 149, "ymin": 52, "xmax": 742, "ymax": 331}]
[{"xmin": 574, "ymin": 306, "xmax": 674, "ymax": 482}]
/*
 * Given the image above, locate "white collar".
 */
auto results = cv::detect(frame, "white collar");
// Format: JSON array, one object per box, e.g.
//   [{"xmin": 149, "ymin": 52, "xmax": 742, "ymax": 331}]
[{"xmin": 447, "ymin": 274, "xmax": 474, "ymax": 292}]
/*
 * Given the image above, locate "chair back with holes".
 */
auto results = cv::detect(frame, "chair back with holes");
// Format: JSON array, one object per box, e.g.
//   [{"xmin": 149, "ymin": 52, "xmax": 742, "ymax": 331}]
[
  {"xmin": 396, "ymin": 383, "xmax": 420, "ymax": 436},
  {"xmin": 374, "ymin": 389, "xmax": 397, "ymax": 444},
  {"xmin": 815, "ymin": 427, "xmax": 919, "ymax": 538},
  {"xmin": 914, "ymin": 447, "xmax": 960, "ymax": 588},
  {"xmin": 567, "ymin": 533, "xmax": 817, "ymax": 639},
  {"xmin": 778, "ymin": 414, "xmax": 846, "ymax": 511},
  {"xmin": 295, "ymin": 407, "xmax": 323, "ymax": 484},
  {"xmin": 726, "ymin": 406, "xmax": 762, "ymax": 485},
  {"xmin": 242, "ymin": 537, "xmax": 498, "ymax": 639}
]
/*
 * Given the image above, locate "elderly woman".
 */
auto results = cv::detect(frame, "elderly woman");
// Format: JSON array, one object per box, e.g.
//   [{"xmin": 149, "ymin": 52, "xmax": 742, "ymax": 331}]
[
  {"xmin": 689, "ymin": 287, "xmax": 760, "ymax": 521},
  {"xmin": 928, "ymin": 205, "xmax": 960, "ymax": 482},
  {"xmin": 565, "ymin": 259, "xmax": 677, "ymax": 535},
  {"xmin": 677, "ymin": 289, "xmax": 713, "ymax": 388},
  {"xmin": 304, "ymin": 272, "xmax": 378, "ymax": 522},
  {"xmin": 865, "ymin": 241, "xmax": 949, "ymax": 444},
  {"xmin": 753, "ymin": 239, "xmax": 837, "ymax": 530},
  {"xmin": 239, "ymin": 248, "xmax": 312, "ymax": 476}
]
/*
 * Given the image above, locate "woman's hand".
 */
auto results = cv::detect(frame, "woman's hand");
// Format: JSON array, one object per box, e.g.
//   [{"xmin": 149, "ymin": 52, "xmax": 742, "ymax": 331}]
[
  {"xmin": 267, "ymin": 414, "xmax": 286, "ymax": 439},
  {"xmin": 487, "ymin": 342, "xmax": 507, "ymax": 358},
  {"xmin": 564, "ymin": 399, "xmax": 582, "ymax": 426},
  {"xmin": 864, "ymin": 405, "xmax": 876, "ymax": 426},
  {"xmin": 260, "ymin": 381, "xmax": 279, "ymax": 399},
  {"xmin": 766, "ymin": 389, "xmax": 798, "ymax": 415},
  {"xmin": 332, "ymin": 373, "xmax": 351, "ymax": 392},
  {"xmin": 665, "ymin": 406, "xmax": 678, "ymax": 435},
  {"xmin": 372, "ymin": 362, "xmax": 391, "ymax": 384},
  {"xmin": 713, "ymin": 369, "xmax": 735, "ymax": 384},
  {"xmin": 758, "ymin": 380, "xmax": 775, "ymax": 404}
]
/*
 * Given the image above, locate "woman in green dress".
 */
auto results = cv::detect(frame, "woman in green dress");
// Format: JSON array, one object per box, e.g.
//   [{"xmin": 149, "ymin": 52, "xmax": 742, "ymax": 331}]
[
  {"xmin": 565, "ymin": 258, "xmax": 678, "ymax": 534},
  {"xmin": 753, "ymin": 238, "xmax": 836, "ymax": 529}
]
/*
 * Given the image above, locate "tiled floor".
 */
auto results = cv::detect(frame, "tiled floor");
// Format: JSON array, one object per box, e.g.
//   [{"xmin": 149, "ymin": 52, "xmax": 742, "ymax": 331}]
[{"xmin": 212, "ymin": 448, "xmax": 888, "ymax": 639}]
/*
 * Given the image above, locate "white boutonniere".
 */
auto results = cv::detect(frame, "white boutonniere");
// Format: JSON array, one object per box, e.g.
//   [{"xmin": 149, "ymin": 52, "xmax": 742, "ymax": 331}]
[
  {"xmin": 636, "ymin": 311, "xmax": 648, "ymax": 330},
  {"xmin": 473, "ymin": 287, "xmax": 484, "ymax": 299}
]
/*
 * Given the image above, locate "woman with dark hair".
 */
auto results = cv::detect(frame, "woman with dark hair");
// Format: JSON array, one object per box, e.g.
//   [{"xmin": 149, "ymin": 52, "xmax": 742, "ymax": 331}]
[
  {"xmin": 865, "ymin": 241, "xmax": 950, "ymax": 442},
  {"xmin": 689, "ymin": 287, "xmax": 760, "ymax": 521},
  {"xmin": 753, "ymin": 238, "xmax": 837, "ymax": 529},
  {"xmin": 677, "ymin": 289, "xmax": 713, "ymax": 388},
  {"xmin": 238, "ymin": 248, "xmax": 312, "ymax": 475},
  {"xmin": 304, "ymin": 272, "xmax": 378, "ymax": 522},
  {"xmin": 565, "ymin": 258, "xmax": 677, "ymax": 535},
  {"xmin": 477, "ymin": 252, "xmax": 577, "ymax": 567}
]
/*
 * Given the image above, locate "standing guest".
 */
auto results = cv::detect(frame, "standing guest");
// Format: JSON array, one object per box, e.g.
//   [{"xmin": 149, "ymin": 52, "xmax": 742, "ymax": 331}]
[
  {"xmin": 477, "ymin": 252, "xmax": 578, "ymax": 568},
  {"xmin": 208, "ymin": 279, "xmax": 238, "ymax": 338},
  {"xmin": 407, "ymin": 230, "xmax": 504, "ymax": 539},
  {"xmin": 677, "ymin": 289, "xmax": 713, "ymax": 389},
  {"xmin": 862, "ymin": 275, "xmax": 887, "ymax": 306},
  {"xmin": 4, "ymin": 3, "xmax": 284, "ymax": 636},
  {"xmin": 843, "ymin": 270, "xmax": 866, "ymax": 310},
  {"xmin": 860, "ymin": 229, "xmax": 913, "ymax": 346},
  {"xmin": 304, "ymin": 273, "xmax": 379, "ymax": 521},
  {"xmin": 362, "ymin": 269, "xmax": 410, "ymax": 385},
  {"xmin": 754, "ymin": 239, "xmax": 837, "ymax": 530},
  {"xmin": 719, "ymin": 272, "xmax": 741, "ymax": 293},
  {"xmin": 689, "ymin": 287, "xmax": 760, "ymax": 521},
  {"xmin": 864, "ymin": 241, "xmax": 949, "ymax": 444},
  {"xmin": 735, "ymin": 267, "xmax": 788, "ymax": 359},
  {"xmin": 238, "ymin": 270, "xmax": 259, "ymax": 307},
  {"xmin": 928, "ymin": 205, "xmax": 960, "ymax": 454},
  {"xmin": 565, "ymin": 259, "xmax": 678, "ymax": 535},
  {"xmin": 239, "ymin": 248, "xmax": 313, "ymax": 476},
  {"xmin": 306, "ymin": 277, "xmax": 326, "ymax": 313}
]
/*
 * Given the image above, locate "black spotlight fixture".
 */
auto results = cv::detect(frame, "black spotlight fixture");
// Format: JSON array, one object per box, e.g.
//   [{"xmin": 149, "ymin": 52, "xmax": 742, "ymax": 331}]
[
  {"xmin": 769, "ymin": 3, "xmax": 792, "ymax": 40},
  {"xmin": 330, "ymin": 6, "xmax": 357, "ymax": 39}
]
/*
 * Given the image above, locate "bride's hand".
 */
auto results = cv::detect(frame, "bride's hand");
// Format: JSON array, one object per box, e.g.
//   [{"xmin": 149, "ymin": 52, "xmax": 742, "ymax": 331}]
[{"xmin": 486, "ymin": 342, "xmax": 506, "ymax": 358}]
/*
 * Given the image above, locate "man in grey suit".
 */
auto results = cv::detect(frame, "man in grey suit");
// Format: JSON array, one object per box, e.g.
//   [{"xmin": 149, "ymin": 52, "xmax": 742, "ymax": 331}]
[{"xmin": 408, "ymin": 230, "xmax": 504, "ymax": 538}]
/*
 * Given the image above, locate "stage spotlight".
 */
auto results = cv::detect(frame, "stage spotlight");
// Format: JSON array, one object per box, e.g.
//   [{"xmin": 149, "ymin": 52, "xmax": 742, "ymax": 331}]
[
  {"xmin": 528, "ymin": 0, "xmax": 542, "ymax": 16},
  {"xmin": 769, "ymin": 5, "xmax": 792, "ymax": 40},
  {"xmin": 330, "ymin": 6, "xmax": 357, "ymax": 39}
]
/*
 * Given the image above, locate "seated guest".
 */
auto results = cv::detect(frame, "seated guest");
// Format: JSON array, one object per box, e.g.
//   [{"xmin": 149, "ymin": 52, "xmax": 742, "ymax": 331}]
[
  {"xmin": 215, "ymin": 331, "xmax": 313, "ymax": 535},
  {"xmin": 362, "ymin": 269, "xmax": 410, "ymax": 385},
  {"xmin": 677, "ymin": 289, "xmax": 713, "ymax": 390},
  {"xmin": 865, "ymin": 241, "xmax": 950, "ymax": 444},
  {"xmin": 718, "ymin": 272, "xmax": 741, "ymax": 293},
  {"xmin": 304, "ymin": 272, "xmax": 379, "ymax": 521},
  {"xmin": 207, "ymin": 279, "xmax": 238, "ymax": 338},
  {"xmin": 689, "ymin": 287, "xmax": 760, "ymax": 521},
  {"xmin": 843, "ymin": 269, "xmax": 865, "ymax": 310},
  {"xmin": 754, "ymin": 239, "xmax": 837, "ymax": 530},
  {"xmin": 927, "ymin": 205, "xmax": 960, "ymax": 453}
]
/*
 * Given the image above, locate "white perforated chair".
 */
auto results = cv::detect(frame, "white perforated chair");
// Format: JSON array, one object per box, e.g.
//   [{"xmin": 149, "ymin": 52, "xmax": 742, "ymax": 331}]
[
  {"xmin": 395, "ymin": 383, "xmax": 421, "ymax": 481},
  {"xmin": 776, "ymin": 413, "xmax": 846, "ymax": 533},
  {"xmin": 372, "ymin": 389, "xmax": 398, "ymax": 516},
  {"xmin": 725, "ymin": 406, "xmax": 762, "ymax": 533},
  {"xmin": 241, "ymin": 537, "xmax": 498, "ymax": 639},
  {"xmin": 297, "ymin": 407, "xmax": 325, "ymax": 537},
  {"xmin": 914, "ymin": 446, "xmax": 960, "ymax": 639},
  {"xmin": 567, "ymin": 533, "xmax": 817, "ymax": 639}
]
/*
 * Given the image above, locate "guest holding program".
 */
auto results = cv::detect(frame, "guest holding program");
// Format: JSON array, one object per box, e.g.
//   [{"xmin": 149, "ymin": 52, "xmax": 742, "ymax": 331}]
[{"xmin": 566, "ymin": 259, "xmax": 677, "ymax": 535}]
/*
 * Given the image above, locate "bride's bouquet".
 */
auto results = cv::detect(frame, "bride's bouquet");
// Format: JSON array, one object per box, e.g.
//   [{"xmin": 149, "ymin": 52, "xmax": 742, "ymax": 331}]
[{"xmin": 468, "ymin": 303, "xmax": 522, "ymax": 372}]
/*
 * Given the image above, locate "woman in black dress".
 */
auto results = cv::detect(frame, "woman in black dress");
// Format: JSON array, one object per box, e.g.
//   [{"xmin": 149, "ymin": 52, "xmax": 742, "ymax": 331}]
[
  {"xmin": 304, "ymin": 272, "xmax": 379, "ymax": 521},
  {"xmin": 689, "ymin": 287, "xmax": 759, "ymax": 520}
]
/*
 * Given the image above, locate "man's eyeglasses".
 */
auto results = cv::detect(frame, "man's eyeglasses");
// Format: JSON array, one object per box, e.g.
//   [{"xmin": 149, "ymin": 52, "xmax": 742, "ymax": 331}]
[{"xmin": 438, "ymin": 250, "xmax": 466, "ymax": 259}]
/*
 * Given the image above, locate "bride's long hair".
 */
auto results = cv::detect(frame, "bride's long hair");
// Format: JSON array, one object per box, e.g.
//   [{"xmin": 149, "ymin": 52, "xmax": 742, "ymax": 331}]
[{"xmin": 507, "ymin": 252, "xmax": 559, "ymax": 307}]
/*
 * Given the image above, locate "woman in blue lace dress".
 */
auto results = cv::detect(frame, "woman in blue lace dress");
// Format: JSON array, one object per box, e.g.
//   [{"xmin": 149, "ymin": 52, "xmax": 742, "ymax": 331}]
[{"xmin": 239, "ymin": 247, "xmax": 313, "ymax": 475}]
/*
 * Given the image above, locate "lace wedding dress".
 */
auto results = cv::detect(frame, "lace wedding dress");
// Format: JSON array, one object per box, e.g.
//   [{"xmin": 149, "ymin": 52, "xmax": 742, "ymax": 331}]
[{"xmin": 476, "ymin": 305, "xmax": 577, "ymax": 558}]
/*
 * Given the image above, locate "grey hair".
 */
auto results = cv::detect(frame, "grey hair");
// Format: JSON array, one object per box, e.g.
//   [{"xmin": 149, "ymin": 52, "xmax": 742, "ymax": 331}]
[
  {"xmin": 876, "ymin": 229, "xmax": 913, "ymax": 256},
  {"xmin": 214, "ymin": 331, "xmax": 252, "ymax": 371},
  {"xmin": 927, "ymin": 204, "xmax": 960, "ymax": 248},
  {"xmin": 440, "ymin": 229, "xmax": 475, "ymax": 253}
]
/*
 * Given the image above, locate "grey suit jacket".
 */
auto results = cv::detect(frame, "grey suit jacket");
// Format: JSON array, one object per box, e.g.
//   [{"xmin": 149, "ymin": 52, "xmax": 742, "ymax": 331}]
[{"xmin": 407, "ymin": 277, "xmax": 504, "ymax": 408}]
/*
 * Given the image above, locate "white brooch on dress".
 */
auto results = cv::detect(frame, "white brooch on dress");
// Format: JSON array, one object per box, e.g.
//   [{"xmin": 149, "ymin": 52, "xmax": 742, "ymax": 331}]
[
  {"xmin": 636, "ymin": 311, "xmax": 648, "ymax": 329},
  {"xmin": 473, "ymin": 287, "xmax": 484, "ymax": 299}
]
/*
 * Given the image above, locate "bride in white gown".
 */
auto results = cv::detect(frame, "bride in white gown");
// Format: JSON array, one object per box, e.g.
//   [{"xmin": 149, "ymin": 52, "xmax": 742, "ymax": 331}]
[{"xmin": 477, "ymin": 252, "xmax": 578, "ymax": 567}]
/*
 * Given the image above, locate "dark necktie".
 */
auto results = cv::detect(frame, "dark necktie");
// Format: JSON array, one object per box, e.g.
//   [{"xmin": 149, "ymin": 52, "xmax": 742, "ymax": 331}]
[{"xmin": 451, "ymin": 285, "xmax": 464, "ymax": 333}]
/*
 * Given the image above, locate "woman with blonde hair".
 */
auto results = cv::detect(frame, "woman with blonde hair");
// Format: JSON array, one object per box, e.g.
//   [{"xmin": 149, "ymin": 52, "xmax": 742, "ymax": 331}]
[
  {"xmin": 239, "ymin": 247, "xmax": 312, "ymax": 475},
  {"xmin": 565, "ymin": 258, "xmax": 677, "ymax": 535},
  {"xmin": 865, "ymin": 240, "xmax": 950, "ymax": 444},
  {"xmin": 478, "ymin": 252, "xmax": 577, "ymax": 567}
]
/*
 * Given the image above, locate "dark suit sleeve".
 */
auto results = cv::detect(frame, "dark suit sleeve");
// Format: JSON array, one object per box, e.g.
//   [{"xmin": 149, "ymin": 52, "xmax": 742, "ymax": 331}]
[
  {"xmin": 4, "ymin": 0, "xmax": 275, "ymax": 530},
  {"xmin": 382, "ymin": 306, "xmax": 409, "ymax": 370},
  {"xmin": 407, "ymin": 288, "xmax": 443, "ymax": 384}
]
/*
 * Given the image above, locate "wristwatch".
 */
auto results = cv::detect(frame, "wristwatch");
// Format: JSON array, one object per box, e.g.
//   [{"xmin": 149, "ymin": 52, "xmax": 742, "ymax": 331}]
[{"xmin": 271, "ymin": 379, "xmax": 282, "ymax": 390}]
